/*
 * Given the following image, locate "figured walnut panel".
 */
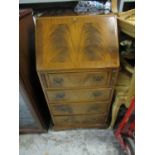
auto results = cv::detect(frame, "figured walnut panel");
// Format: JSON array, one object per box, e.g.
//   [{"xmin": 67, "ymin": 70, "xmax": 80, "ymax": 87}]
[{"xmin": 36, "ymin": 15, "xmax": 119, "ymax": 71}]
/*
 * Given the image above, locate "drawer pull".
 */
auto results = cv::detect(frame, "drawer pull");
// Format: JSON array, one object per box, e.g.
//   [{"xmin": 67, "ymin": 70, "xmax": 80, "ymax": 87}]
[
  {"xmin": 53, "ymin": 78, "xmax": 64, "ymax": 85},
  {"xmin": 93, "ymin": 91, "xmax": 102, "ymax": 97},
  {"xmin": 93, "ymin": 75, "xmax": 103, "ymax": 81},
  {"xmin": 55, "ymin": 92, "xmax": 65, "ymax": 99}
]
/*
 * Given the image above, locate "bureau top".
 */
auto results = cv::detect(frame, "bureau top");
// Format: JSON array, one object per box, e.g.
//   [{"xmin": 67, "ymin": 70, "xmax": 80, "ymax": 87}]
[{"xmin": 36, "ymin": 14, "xmax": 119, "ymax": 71}]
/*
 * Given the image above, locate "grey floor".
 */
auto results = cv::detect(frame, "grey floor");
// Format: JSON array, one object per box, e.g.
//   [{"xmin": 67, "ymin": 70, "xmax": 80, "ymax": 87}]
[{"xmin": 19, "ymin": 129, "xmax": 125, "ymax": 155}]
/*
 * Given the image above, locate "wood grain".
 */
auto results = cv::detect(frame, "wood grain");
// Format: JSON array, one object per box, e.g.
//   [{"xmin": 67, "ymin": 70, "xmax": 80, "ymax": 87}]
[
  {"xmin": 36, "ymin": 14, "xmax": 119, "ymax": 71},
  {"xmin": 53, "ymin": 114, "xmax": 107, "ymax": 126},
  {"xmin": 52, "ymin": 123, "xmax": 107, "ymax": 131},
  {"xmin": 50, "ymin": 101, "xmax": 109, "ymax": 115},
  {"xmin": 36, "ymin": 14, "xmax": 119, "ymax": 130},
  {"xmin": 46, "ymin": 88, "xmax": 112, "ymax": 103},
  {"xmin": 46, "ymin": 71, "xmax": 110, "ymax": 88}
]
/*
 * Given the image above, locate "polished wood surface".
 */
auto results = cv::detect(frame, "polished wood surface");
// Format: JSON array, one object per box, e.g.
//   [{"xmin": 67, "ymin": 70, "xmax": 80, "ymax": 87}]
[
  {"xmin": 53, "ymin": 123, "xmax": 107, "ymax": 130},
  {"xmin": 46, "ymin": 88, "xmax": 112, "ymax": 103},
  {"xmin": 36, "ymin": 14, "xmax": 119, "ymax": 71},
  {"xmin": 39, "ymin": 68, "xmax": 118, "ymax": 88},
  {"xmin": 36, "ymin": 13, "xmax": 119, "ymax": 130},
  {"xmin": 50, "ymin": 101, "xmax": 109, "ymax": 115},
  {"xmin": 53, "ymin": 114, "xmax": 107, "ymax": 125},
  {"xmin": 46, "ymin": 71, "xmax": 110, "ymax": 88}
]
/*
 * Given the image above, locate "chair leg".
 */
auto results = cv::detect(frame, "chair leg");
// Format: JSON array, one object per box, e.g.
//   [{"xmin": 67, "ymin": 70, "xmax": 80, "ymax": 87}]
[{"xmin": 109, "ymin": 97, "xmax": 124, "ymax": 129}]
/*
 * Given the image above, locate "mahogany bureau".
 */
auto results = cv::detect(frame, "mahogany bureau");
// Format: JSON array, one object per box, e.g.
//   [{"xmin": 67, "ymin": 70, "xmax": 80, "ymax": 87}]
[{"xmin": 36, "ymin": 13, "xmax": 119, "ymax": 130}]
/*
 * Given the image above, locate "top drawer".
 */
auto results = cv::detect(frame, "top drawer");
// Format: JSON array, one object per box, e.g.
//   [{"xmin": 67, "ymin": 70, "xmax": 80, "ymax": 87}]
[{"xmin": 40, "ymin": 71, "xmax": 113, "ymax": 89}]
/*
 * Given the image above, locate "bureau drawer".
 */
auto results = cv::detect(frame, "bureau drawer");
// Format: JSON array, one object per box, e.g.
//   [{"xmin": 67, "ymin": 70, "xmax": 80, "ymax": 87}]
[
  {"xmin": 53, "ymin": 114, "xmax": 107, "ymax": 125},
  {"xmin": 50, "ymin": 101, "xmax": 109, "ymax": 115},
  {"xmin": 46, "ymin": 88, "xmax": 112, "ymax": 103},
  {"xmin": 45, "ymin": 71, "xmax": 111, "ymax": 88}
]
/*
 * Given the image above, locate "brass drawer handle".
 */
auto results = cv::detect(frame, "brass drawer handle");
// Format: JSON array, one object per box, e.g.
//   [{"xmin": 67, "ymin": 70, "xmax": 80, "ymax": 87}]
[
  {"xmin": 93, "ymin": 75, "xmax": 103, "ymax": 81},
  {"xmin": 93, "ymin": 91, "xmax": 102, "ymax": 97},
  {"xmin": 53, "ymin": 77, "xmax": 64, "ymax": 85},
  {"xmin": 55, "ymin": 92, "xmax": 65, "ymax": 100}
]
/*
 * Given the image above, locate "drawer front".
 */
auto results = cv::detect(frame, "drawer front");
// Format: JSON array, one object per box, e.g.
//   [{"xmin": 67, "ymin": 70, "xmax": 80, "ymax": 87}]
[
  {"xmin": 46, "ymin": 88, "xmax": 112, "ymax": 103},
  {"xmin": 53, "ymin": 114, "xmax": 107, "ymax": 125},
  {"xmin": 46, "ymin": 71, "xmax": 110, "ymax": 88},
  {"xmin": 50, "ymin": 101, "xmax": 109, "ymax": 115}
]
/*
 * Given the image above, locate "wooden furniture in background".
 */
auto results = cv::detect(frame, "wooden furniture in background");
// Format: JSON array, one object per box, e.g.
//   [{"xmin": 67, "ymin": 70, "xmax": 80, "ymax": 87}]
[
  {"xmin": 109, "ymin": 11, "xmax": 135, "ymax": 128},
  {"xmin": 109, "ymin": 59, "xmax": 134, "ymax": 128},
  {"xmin": 112, "ymin": 0, "xmax": 118, "ymax": 13},
  {"xmin": 19, "ymin": 9, "xmax": 50, "ymax": 133},
  {"xmin": 36, "ymin": 12, "xmax": 120, "ymax": 130},
  {"xmin": 117, "ymin": 9, "xmax": 135, "ymax": 38}
]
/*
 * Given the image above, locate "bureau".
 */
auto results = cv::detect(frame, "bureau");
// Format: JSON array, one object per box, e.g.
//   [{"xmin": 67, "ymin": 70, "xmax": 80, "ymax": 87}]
[{"xmin": 36, "ymin": 13, "xmax": 119, "ymax": 130}]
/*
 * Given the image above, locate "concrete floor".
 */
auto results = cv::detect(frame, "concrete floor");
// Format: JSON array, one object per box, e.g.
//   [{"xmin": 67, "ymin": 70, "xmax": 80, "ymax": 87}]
[{"xmin": 19, "ymin": 129, "xmax": 125, "ymax": 155}]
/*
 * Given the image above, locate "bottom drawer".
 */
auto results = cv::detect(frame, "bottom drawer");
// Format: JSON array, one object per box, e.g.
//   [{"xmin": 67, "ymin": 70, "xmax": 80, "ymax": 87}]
[
  {"xmin": 53, "ymin": 114, "xmax": 107, "ymax": 125},
  {"xmin": 50, "ymin": 102, "xmax": 109, "ymax": 115},
  {"xmin": 52, "ymin": 124, "xmax": 108, "ymax": 130}
]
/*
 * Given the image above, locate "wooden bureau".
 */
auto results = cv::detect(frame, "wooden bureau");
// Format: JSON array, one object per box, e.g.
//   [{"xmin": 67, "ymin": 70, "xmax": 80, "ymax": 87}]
[{"xmin": 36, "ymin": 13, "xmax": 119, "ymax": 130}]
